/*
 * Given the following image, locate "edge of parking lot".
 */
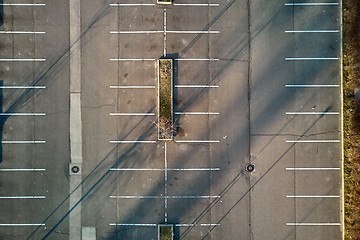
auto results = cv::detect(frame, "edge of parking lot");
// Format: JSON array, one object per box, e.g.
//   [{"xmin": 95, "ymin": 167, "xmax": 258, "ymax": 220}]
[{"xmin": 342, "ymin": 0, "xmax": 360, "ymax": 239}]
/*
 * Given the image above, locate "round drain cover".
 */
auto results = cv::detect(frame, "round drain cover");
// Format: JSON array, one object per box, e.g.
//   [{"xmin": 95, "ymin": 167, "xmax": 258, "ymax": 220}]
[
  {"xmin": 245, "ymin": 163, "xmax": 255, "ymax": 172},
  {"xmin": 71, "ymin": 166, "xmax": 80, "ymax": 173}
]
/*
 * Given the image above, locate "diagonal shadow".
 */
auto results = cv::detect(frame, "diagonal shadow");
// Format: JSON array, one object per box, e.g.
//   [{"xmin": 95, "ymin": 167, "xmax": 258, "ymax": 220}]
[
  {"xmin": 25, "ymin": 112, "xmax": 156, "ymax": 239},
  {"xmin": 17, "ymin": 0, "xmax": 341, "ymax": 239}
]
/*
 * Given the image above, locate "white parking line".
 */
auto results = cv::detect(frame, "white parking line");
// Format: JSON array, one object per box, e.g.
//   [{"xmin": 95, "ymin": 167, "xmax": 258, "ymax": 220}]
[
  {"xmin": 0, "ymin": 224, "xmax": 46, "ymax": 226},
  {"xmin": 286, "ymin": 195, "xmax": 340, "ymax": 198},
  {"xmin": 110, "ymin": 30, "xmax": 164, "ymax": 34},
  {"xmin": 286, "ymin": 84, "xmax": 339, "ymax": 88},
  {"xmin": 173, "ymin": 3, "xmax": 220, "ymax": 7},
  {"xmin": 111, "ymin": 30, "xmax": 219, "ymax": 34},
  {"xmin": 175, "ymin": 58, "xmax": 219, "ymax": 61},
  {"xmin": 110, "ymin": 113, "xmax": 155, "ymax": 116},
  {"xmin": 110, "ymin": 223, "xmax": 218, "ymax": 227},
  {"xmin": 175, "ymin": 112, "xmax": 219, "ymax": 115},
  {"xmin": 0, "ymin": 113, "xmax": 46, "ymax": 116},
  {"xmin": 164, "ymin": 9, "xmax": 167, "ymax": 56},
  {"xmin": 109, "ymin": 3, "xmax": 155, "ymax": 7},
  {"xmin": 175, "ymin": 223, "xmax": 220, "ymax": 227},
  {"xmin": 167, "ymin": 30, "xmax": 219, "ymax": 34},
  {"xmin": 110, "ymin": 140, "xmax": 157, "ymax": 144},
  {"xmin": 285, "ymin": 112, "xmax": 339, "ymax": 115},
  {"xmin": 110, "ymin": 58, "xmax": 155, "ymax": 61},
  {"xmin": 286, "ymin": 167, "xmax": 340, "ymax": 171},
  {"xmin": 0, "ymin": 59, "xmax": 46, "ymax": 62},
  {"xmin": 110, "ymin": 85, "xmax": 155, "ymax": 89},
  {"xmin": 285, "ymin": 30, "xmax": 339, "ymax": 33},
  {"xmin": 0, "ymin": 168, "xmax": 46, "ymax": 172},
  {"xmin": 285, "ymin": 57, "xmax": 338, "ymax": 61},
  {"xmin": 175, "ymin": 85, "xmax": 219, "ymax": 88},
  {"xmin": 286, "ymin": 140, "xmax": 340, "ymax": 143},
  {"xmin": 175, "ymin": 140, "xmax": 220, "ymax": 143},
  {"xmin": 0, "ymin": 196, "xmax": 46, "ymax": 199},
  {"xmin": 109, "ymin": 168, "xmax": 220, "ymax": 171},
  {"xmin": 110, "ymin": 223, "xmax": 157, "ymax": 226},
  {"xmin": 1, "ymin": 141, "xmax": 46, "ymax": 144},
  {"xmin": 164, "ymin": 142, "xmax": 168, "ymax": 223},
  {"xmin": 0, "ymin": 86, "xmax": 46, "ymax": 89},
  {"xmin": 110, "ymin": 195, "xmax": 220, "ymax": 199},
  {"xmin": 285, "ymin": 3, "xmax": 339, "ymax": 6},
  {"xmin": 163, "ymin": 8, "xmax": 167, "ymax": 56},
  {"xmin": 0, "ymin": 3, "xmax": 46, "ymax": 6},
  {"xmin": 287, "ymin": 223, "xmax": 341, "ymax": 226},
  {"xmin": 0, "ymin": 31, "xmax": 46, "ymax": 34}
]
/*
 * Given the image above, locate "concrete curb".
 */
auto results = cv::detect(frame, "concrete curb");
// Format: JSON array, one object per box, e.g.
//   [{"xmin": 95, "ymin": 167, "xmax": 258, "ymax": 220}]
[
  {"xmin": 69, "ymin": 0, "xmax": 82, "ymax": 239},
  {"xmin": 339, "ymin": 0, "xmax": 345, "ymax": 239}
]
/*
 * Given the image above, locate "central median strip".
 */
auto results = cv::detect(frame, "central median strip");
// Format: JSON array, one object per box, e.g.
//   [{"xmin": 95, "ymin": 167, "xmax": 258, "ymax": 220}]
[
  {"xmin": 158, "ymin": 59, "xmax": 174, "ymax": 140},
  {"xmin": 159, "ymin": 224, "xmax": 173, "ymax": 240}
]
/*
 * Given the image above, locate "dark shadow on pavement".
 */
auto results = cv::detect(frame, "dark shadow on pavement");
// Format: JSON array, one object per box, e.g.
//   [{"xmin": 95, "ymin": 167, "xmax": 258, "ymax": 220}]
[
  {"xmin": 0, "ymin": 80, "xmax": 3, "ymax": 164},
  {"xmin": 0, "ymin": 0, "xmax": 3, "ymax": 27}
]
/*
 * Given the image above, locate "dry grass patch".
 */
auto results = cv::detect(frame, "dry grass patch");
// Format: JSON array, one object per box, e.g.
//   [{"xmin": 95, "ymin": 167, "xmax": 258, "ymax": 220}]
[
  {"xmin": 343, "ymin": 0, "xmax": 360, "ymax": 239},
  {"xmin": 158, "ymin": 59, "xmax": 174, "ymax": 140}
]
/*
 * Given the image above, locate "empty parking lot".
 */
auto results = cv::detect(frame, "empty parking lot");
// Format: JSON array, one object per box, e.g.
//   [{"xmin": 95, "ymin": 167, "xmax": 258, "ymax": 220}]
[{"xmin": 0, "ymin": 0, "xmax": 343, "ymax": 239}]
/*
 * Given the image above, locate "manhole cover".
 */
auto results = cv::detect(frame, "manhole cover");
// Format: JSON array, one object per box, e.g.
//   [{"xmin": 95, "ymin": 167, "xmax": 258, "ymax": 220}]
[
  {"xmin": 245, "ymin": 163, "xmax": 255, "ymax": 172},
  {"xmin": 71, "ymin": 166, "xmax": 80, "ymax": 173}
]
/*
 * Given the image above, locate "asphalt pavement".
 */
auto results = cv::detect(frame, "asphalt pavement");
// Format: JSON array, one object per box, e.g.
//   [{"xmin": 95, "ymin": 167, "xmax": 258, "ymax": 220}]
[{"xmin": 0, "ymin": 0, "xmax": 343, "ymax": 240}]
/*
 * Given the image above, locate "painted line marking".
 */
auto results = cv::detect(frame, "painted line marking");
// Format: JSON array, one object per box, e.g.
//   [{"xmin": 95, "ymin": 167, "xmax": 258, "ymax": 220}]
[
  {"xmin": 0, "ymin": 3, "xmax": 46, "ymax": 6},
  {"xmin": 173, "ymin": 3, "xmax": 220, "ymax": 6},
  {"xmin": 286, "ymin": 140, "xmax": 340, "ymax": 143},
  {"xmin": 0, "ymin": 196, "xmax": 45, "ymax": 199},
  {"xmin": 175, "ymin": 223, "xmax": 220, "ymax": 227},
  {"xmin": 110, "ymin": 168, "xmax": 220, "ymax": 171},
  {"xmin": 109, "ymin": 3, "xmax": 155, "ymax": 6},
  {"xmin": 286, "ymin": 112, "xmax": 339, "ymax": 115},
  {"xmin": 0, "ymin": 86, "xmax": 46, "ymax": 89},
  {"xmin": 110, "ymin": 195, "xmax": 220, "ymax": 199},
  {"xmin": 0, "ymin": 31, "xmax": 46, "ymax": 34},
  {"xmin": 0, "ymin": 224, "xmax": 46, "ymax": 226},
  {"xmin": 110, "ymin": 140, "xmax": 157, "ymax": 144},
  {"xmin": 287, "ymin": 223, "xmax": 341, "ymax": 226},
  {"xmin": 285, "ymin": 30, "xmax": 339, "ymax": 33},
  {"xmin": 0, "ymin": 59, "xmax": 46, "ymax": 62},
  {"xmin": 111, "ymin": 30, "xmax": 219, "ymax": 34},
  {"xmin": 110, "ymin": 30, "xmax": 164, "ymax": 34},
  {"xmin": 175, "ymin": 140, "xmax": 220, "ymax": 143},
  {"xmin": 164, "ymin": 9, "xmax": 167, "ymax": 56},
  {"xmin": 285, "ymin": 3, "xmax": 339, "ymax": 6},
  {"xmin": 166, "ymin": 30, "xmax": 219, "ymax": 34},
  {"xmin": 164, "ymin": 142, "xmax": 168, "ymax": 223},
  {"xmin": 286, "ymin": 84, "xmax": 339, "ymax": 88},
  {"xmin": 286, "ymin": 195, "xmax": 340, "ymax": 198},
  {"xmin": 1, "ymin": 141, "xmax": 46, "ymax": 144},
  {"xmin": 175, "ymin": 112, "xmax": 219, "ymax": 115},
  {"xmin": 286, "ymin": 167, "xmax": 340, "ymax": 171},
  {"xmin": 0, "ymin": 113, "xmax": 46, "ymax": 116},
  {"xmin": 175, "ymin": 85, "xmax": 219, "ymax": 88},
  {"xmin": 285, "ymin": 57, "xmax": 338, "ymax": 61},
  {"xmin": 0, "ymin": 168, "xmax": 46, "ymax": 172},
  {"xmin": 110, "ymin": 85, "xmax": 155, "ymax": 89},
  {"xmin": 175, "ymin": 58, "xmax": 219, "ymax": 61},
  {"xmin": 110, "ymin": 113, "xmax": 155, "ymax": 116},
  {"xmin": 110, "ymin": 223, "xmax": 157, "ymax": 226},
  {"xmin": 110, "ymin": 58, "xmax": 155, "ymax": 61},
  {"xmin": 109, "ymin": 223, "xmax": 218, "ymax": 227}
]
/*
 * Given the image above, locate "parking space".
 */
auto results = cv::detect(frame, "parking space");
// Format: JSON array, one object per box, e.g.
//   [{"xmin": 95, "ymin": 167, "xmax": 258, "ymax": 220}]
[
  {"xmin": 0, "ymin": 0, "xmax": 70, "ymax": 239},
  {"xmin": 0, "ymin": 1, "xmax": 48, "ymax": 234},
  {"xmin": 285, "ymin": 0, "xmax": 342, "ymax": 234},
  {"xmin": 250, "ymin": 0, "xmax": 342, "ymax": 239},
  {"xmin": 0, "ymin": 0, "xmax": 343, "ymax": 239},
  {"xmin": 78, "ymin": 1, "xmax": 249, "ymax": 239}
]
